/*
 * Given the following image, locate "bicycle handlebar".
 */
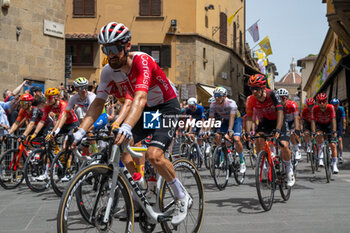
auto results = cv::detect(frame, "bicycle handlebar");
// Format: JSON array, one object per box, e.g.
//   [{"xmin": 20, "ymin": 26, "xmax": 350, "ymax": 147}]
[{"xmin": 125, "ymin": 145, "xmax": 144, "ymax": 158}]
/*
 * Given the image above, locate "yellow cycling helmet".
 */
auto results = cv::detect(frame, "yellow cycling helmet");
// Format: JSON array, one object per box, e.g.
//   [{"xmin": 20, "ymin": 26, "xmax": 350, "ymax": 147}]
[{"xmin": 45, "ymin": 88, "xmax": 60, "ymax": 98}]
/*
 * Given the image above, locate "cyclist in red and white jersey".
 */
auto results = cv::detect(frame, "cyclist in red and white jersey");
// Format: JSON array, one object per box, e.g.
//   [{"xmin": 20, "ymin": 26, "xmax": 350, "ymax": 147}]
[
  {"xmin": 277, "ymin": 88, "xmax": 302, "ymax": 160},
  {"xmin": 245, "ymin": 74, "xmax": 295, "ymax": 186},
  {"xmin": 311, "ymin": 93, "xmax": 338, "ymax": 173},
  {"xmin": 72, "ymin": 22, "xmax": 190, "ymax": 225},
  {"xmin": 301, "ymin": 98, "xmax": 315, "ymax": 153}
]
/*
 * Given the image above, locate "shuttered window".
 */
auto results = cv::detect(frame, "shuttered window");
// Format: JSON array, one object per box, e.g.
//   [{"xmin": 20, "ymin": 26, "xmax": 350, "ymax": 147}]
[
  {"xmin": 219, "ymin": 12, "xmax": 227, "ymax": 45},
  {"xmin": 73, "ymin": 0, "xmax": 95, "ymax": 16},
  {"xmin": 134, "ymin": 45, "xmax": 171, "ymax": 68},
  {"xmin": 140, "ymin": 0, "xmax": 161, "ymax": 16},
  {"xmin": 66, "ymin": 40, "xmax": 94, "ymax": 66},
  {"xmin": 233, "ymin": 22, "xmax": 237, "ymax": 51}
]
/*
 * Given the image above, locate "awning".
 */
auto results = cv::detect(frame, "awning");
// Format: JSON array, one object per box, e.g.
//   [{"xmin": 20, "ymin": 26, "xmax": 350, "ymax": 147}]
[{"xmin": 197, "ymin": 83, "xmax": 215, "ymax": 97}]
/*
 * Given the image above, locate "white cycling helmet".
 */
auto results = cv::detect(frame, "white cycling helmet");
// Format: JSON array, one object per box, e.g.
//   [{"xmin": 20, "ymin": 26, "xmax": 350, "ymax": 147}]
[
  {"xmin": 98, "ymin": 22, "xmax": 131, "ymax": 45},
  {"xmin": 277, "ymin": 88, "xmax": 289, "ymax": 97},
  {"xmin": 188, "ymin": 97, "xmax": 197, "ymax": 106},
  {"xmin": 73, "ymin": 77, "xmax": 88, "ymax": 88},
  {"xmin": 208, "ymin": 97, "xmax": 215, "ymax": 104},
  {"xmin": 213, "ymin": 86, "xmax": 227, "ymax": 96}
]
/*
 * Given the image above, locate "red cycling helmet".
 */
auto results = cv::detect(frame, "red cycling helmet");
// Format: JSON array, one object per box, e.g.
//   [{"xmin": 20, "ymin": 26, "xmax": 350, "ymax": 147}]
[
  {"xmin": 248, "ymin": 74, "xmax": 266, "ymax": 87},
  {"xmin": 19, "ymin": 93, "xmax": 34, "ymax": 102},
  {"xmin": 316, "ymin": 93, "xmax": 327, "ymax": 102},
  {"xmin": 305, "ymin": 98, "xmax": 315, "ymax": 106}
]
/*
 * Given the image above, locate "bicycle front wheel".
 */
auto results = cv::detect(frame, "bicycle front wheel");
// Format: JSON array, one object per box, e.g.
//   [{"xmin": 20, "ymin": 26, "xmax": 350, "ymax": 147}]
[
  {"xmin": 0, "ymin": 149, "xmax": 26, "ymax": 189},
  {"xmin": 324, "ymin": 146, "xmax": 331, "ymax": 183},
  {"xmin": 23, "ymin": 149, "xmax": 51, "ymax": 192},
  {"xmin": 159, "ymin": 159, "xmax": 205, "ymax": 233},
  {"xmin": 50, "ymin": 150, "xmax": 80, "ymax": 197},
  {"xmin": 255, "ymin": 151, "xmax": 275, "ymax": 211},
  {"xmin": 233, "ymin": 155, "xmax": 245, "ymax": 185},
  {"xmin": 211, "ymin": 146, "xmax": 229, "ymax": 190},
  {"xmin": 57, "ymin": 164, "xmax": 134, "ymax": 233}
]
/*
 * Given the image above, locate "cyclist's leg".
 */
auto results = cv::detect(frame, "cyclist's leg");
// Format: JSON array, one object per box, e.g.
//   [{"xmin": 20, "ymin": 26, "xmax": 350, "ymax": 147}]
[
  {"xmin": 233, "ymin": 117, "xmax": 245, "ymax": 172},
  {"xmin": 289, "ymin": 121, "xmax": 301, "ymax": 160},
  {"xmin": 316, "ymin": 123, "xmax": 326, "ymax": 165},
  {"xmin": 337, "ymin": 123, "xmax": 344, "ymax": 163}
]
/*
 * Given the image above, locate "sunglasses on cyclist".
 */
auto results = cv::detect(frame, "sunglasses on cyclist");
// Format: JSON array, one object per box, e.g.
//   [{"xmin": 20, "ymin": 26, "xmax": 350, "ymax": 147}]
[
  {"xmin": 76, "ymin": 86, "xmax": 88, "ymax": 91},
  {"xmin": 318, "ymin": 100, "xmax": 327, "ymax": 104},
  {"xmin": 101, "ymin": 44, "xmax": 124, "ymax": 55},
  {"xmin": 20, "ymin": 101, "xmax": 31, "ymax": 106},
  {"xmin": 249, "ymin": 86, "xmax": 260, "ymax": 92},
  {"xmin": 214, "ymin": 93, "xmax": 224, "ymax": 98},
  {"xmin": 280, "ymin": 96, "xmax": 288, "ymax": 101},
  {"xmin": 47, "ymin": 95, "xmax": 59, "ymax": 100}
]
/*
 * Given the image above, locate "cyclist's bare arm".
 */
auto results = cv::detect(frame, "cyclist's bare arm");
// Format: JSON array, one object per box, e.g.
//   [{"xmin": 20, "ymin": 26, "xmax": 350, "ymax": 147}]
[
  {"xmin": 79, "ymin": 98, "xmax": 106, "ymax": 132},
  {"xmin": 51, "ymin": 111, "xmax": 68, "ymax": 134},
  {"xmin": 33, "ymin": 120, "xmax": 45, "ymax": 136},
  {"xmin": 112, "ymin": 98, "xmax": 132, "ymax": 127},
  {"xmin": 311, "ymin": 120, "xmax": 316, "ymax": 134},
  {"xmin": 228, "ymin": 112, "xmax": 236, "ymax": 132},
  {"xmin": 245, "ymin": 116, "xmax": 253, "ymax": 133},
  {"xmin": 332, "ymin": 118, "xmax": 337, "ymax": 133},
  {"xmin": 276, "ymin": 109, "xmax": 284, "ymax": 131},
  {"xmin": 23, "ymin": 121, "xmax": 35, "ymax": 137},
  {"xmin": 294, "ymin": 115, "xmax": 300, "ymax": 131},
  {"xmin": 8, "ymin": 120, "xmax": 21, "ymax": 135}
]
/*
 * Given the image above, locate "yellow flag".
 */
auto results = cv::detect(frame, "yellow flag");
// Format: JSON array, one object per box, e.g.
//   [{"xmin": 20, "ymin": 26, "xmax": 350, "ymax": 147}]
[
  {"xmin": 227, "ymin": 6, "xmax": 243, "ymax": 26},
  {"xmin": 258, "ymin": 36, "xmax": 273, "ymax": 56},
  {"xmin": 256, "ymin": 50, "xmax": 264, "ymax": 60}
]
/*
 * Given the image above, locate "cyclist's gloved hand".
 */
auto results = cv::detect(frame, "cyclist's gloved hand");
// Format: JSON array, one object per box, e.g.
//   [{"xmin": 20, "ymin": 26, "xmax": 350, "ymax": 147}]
[
  {"xmin": 18, "ymin": 134, "xmax": 26, "ymax": 142},
  {"xmin": 118, "ymin": 123, "xmax": 132, "ymax": 140},
  {"xmin": 294, "ymin": 130, "xmax": 301, "ymax": 137},
  {"xmin": 73, "ymin": 128, "xmax": 86, "ymax": 144}
]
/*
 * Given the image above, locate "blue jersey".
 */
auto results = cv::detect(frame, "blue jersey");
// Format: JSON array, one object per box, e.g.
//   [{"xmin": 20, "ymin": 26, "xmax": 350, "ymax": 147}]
[
  {"xmin": 336, "ymin": 106, "xmax": 346, "ymax": 123},
  {"xmin": 186, "ymin": 105, "xmax": 205, "ymax": 121}
]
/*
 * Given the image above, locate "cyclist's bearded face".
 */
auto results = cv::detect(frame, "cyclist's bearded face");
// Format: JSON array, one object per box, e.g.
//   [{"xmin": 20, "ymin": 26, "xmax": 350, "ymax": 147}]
[{"xmin": 104, "ymin": 43, "xmax": 127, "ymax": 69}]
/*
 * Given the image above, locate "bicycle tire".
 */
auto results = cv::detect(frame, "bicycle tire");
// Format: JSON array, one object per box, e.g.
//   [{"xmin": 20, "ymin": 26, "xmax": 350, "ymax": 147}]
[
  {"xmin": 204, "ymin": 147, "xmax": 211, "ymax": 171},
  {"xmin": 159, "ymin": 159, "xmax": 205, "ymax": 233},
  {"xmin": 324, "ymin": 146, "xmax": 331, "ymax": 183},
  {"xmin": 23, "ymin": 148, "xmax": 51, "ymax": 192},
  {"xmin": 248, "ymin": 149, "xmax": 257, "ymax": 170},
  {"xmin": 233, "ymin": 155, "xmax": 245, "ymax": 185},
  {"xmin": 0, "ymin": 149, "xmax": 26, "ymax": 189},
  {"xmin": 309, "ymin": 151, "xmax": 315, "ymax": 174},
  {"xmin": 57, "ymin": 164, "xmax": 134, "ymax": 233},
  {"xmin": 211, "ymin": 146, "xmax": 229, "ymax": 190},
  {"xmin": 50, "ymin": 150, "xmax": 80, "ymax": 197},
  {"xmin": 278, "ymin": 159, "xmax": 291, "ymax": 201},
  {"xmin": 255, "ymin": 151, "xmax": 275, "ymax": 211},
  {"xmin": 179, "ymin": 143, "xmax": 190, "ymax": 158}
]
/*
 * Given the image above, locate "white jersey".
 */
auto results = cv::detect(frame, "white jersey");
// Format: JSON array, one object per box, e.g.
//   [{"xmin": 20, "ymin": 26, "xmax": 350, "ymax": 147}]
[
  {"xmin": 209, "ymin": 98, "xmax": 239, "ymax": 120},
  {"xmin": 66, "ymin": 92, "xmax": 96, "ymax": 117}
]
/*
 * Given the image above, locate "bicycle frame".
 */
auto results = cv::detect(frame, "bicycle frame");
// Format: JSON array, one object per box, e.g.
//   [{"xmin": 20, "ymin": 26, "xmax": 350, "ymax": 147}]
[
  {"xmin": 100, "ymin": 144, "xmax": 172, "ymax": 225},
  {"xmin": 9, "ymin": 142, "xmax": 29, "ymax": 171}
]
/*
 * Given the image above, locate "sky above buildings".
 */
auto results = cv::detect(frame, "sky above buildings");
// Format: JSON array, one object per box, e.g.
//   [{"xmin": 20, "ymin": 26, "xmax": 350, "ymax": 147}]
[{"xmin": 245, "ymin": 0, "xmax": 329, "ymax": 80}]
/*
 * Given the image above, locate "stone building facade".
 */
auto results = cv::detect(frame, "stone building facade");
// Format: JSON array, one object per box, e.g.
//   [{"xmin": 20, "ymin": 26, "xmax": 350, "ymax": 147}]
[{"xmin": 0, "ymin": 1, "xmax": 65, "ymax": 99}]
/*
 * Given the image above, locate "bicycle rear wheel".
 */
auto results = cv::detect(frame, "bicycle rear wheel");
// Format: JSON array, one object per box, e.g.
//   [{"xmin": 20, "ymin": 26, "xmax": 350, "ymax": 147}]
[
  {"xmin": 50, "ymin": 150, "xmax": 80, "ymax": 197},
  {"xmin": 23, "ymin": 149, "xmax": 51, "ymax": 192},
  {"xmin": 255, "ymin": 151, "xmax": 275, "ymax": 211},
  {"xmin": 278, "ymin": 159, "xmax": 292, "ymax": 201},
  {"xmin": 211, "ymin": 146, "xmax": 229, "ymax": 190},
  {"xmin": 0, "ymin": 149, "xmax": 26, "ymax": 189},
  {"xmin": 159, "ymin": 159, "xmax": 205, "ymax": 233},
  {"xmin": 57, "ymin": 164, "xmax": 134, "ymax": 233}
]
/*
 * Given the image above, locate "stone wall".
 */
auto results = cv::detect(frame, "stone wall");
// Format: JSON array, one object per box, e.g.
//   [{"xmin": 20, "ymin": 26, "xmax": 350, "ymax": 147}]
[{"xmin": 0, "ymin": 1, "xmax": 65, "ymax": 99}]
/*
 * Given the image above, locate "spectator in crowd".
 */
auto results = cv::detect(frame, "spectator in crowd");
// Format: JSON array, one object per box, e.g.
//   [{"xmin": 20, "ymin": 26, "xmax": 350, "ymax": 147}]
[{"xmin": 3, "ymin": 80, "xmax": 29, "ymax": 102}]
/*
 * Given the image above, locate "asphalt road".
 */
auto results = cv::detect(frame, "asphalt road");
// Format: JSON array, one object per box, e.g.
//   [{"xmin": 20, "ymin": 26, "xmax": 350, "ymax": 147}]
[{"xmin": 1, "ymin": 143, "xmax": 350, "ymax": 233}]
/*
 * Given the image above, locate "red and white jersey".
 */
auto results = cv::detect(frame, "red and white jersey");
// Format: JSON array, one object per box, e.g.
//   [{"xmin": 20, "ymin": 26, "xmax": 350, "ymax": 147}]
[
  {"xmin": 311, "ymin": 104, "xmax": 336, "ymax": 124},
  {"xmin": 301, "ymin": 107, "xmax": 312, "ymax": 123},
  {"xmin": 96, "ymin": 52, "xmax": 178, "ymax": 107},
  {"xmin": 284, "ymin": 100, "xmax": 299, "ymax": 122},
  {"xmin": 246, "ymin": 89, "xmax": 283, "ymax": 121}
]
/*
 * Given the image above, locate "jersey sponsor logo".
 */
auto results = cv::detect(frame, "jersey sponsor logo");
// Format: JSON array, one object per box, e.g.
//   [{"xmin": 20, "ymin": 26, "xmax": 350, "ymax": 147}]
[
  {"xmin": 156, "ymin": 76, "xmax": 169, "ymax": 91},
  {"xmin": 143, "ymin": 110, "xmax": 162, "ymax": 129}
]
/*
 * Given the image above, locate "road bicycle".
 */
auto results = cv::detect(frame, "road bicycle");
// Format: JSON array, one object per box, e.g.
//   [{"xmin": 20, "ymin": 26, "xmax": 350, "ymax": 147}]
[
  {"xmin": 211, "ymin": 133, "xmax": 245, "ymax": 190},
  {"xmin": 188, "ymin": 134, "xmax": 212, "ymax": 170},
  {"xmin": 179, "ymin": 133, "xmax": 192, "ymax": 158},
  {"xmin": 57, "ymin": 132, "xmax": 205, "ymax": 233},
  {"xmin": 0, "ymin": 136, "xmax": 40, "ymax": 189},
  {"xmin": 254, "ymin": 134, "xmax": 291, "ymax": 211},
  {"xmin": 23, "ymin": 136, "xmax": 63, "ymax": 192},
  {"xmin": 50, "ymin": 130, "xmax": 109, "ymax": 197}
]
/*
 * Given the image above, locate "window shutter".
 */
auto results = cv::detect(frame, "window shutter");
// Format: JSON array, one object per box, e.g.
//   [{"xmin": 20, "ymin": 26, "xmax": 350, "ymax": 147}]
[
  {"xmin": 233, "ymin": 22, "xmax": 237, "ymax": 51},
  {"xmin": 74, "ymin": 0, "xmax": 84, "ymax": 15},
  {"xmin": 239, "ymin": 31, "xmax": 243, "ymax": 55},
  {"xmin": 161, "ymin": 45, "xmax": 171, "ymax": 68},
  {"xmin": 151, "ymin": 0, "xmax": 161, "ymax": 16},
  {"xmin": 85, "ymin": 0, "xmax": 95, "ymax": 15},
  {"xmin": 140, "ymin": 0, "xmax": 150, "ymax": 16},
  {"xmin": 220, "ymin": 12, "xmax": 227, "ymax": 45}
]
